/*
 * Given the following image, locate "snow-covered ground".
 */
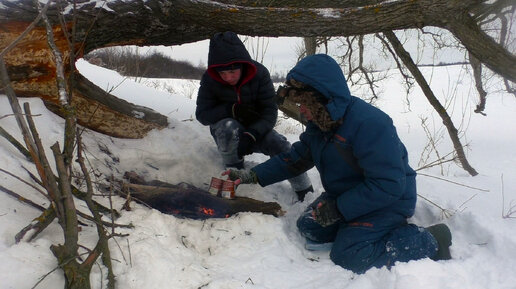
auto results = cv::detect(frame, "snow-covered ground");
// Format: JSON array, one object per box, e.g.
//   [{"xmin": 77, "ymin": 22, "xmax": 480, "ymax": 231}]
[{"xmin": 1, "ymin": 59, "xmax": 515, "ymax": 289}]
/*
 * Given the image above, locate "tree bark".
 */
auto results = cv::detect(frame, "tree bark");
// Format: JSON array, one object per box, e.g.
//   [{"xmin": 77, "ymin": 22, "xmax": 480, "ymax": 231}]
[
  {"xmin": 0, "ymin": 19, "xmax": 168, "ymax": 138},
  {"xmin": 0, "ymin": 0, "xmax": 483, "ymax": 49},
  {"xmin": 304, "ymin": 37, "xmax": 317, "ymax": 56},
  {"xmin": 447, "ymin": 13, "xmax": 516, "ymax": 83},
  {"xmin": 44, "ymin": 72, "xmax": 168, "ymax": 138}
]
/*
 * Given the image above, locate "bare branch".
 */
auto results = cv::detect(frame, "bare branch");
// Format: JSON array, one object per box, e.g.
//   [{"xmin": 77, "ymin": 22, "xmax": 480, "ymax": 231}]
[
  {"xmin": 15, "ymin": 207, "xmax": 57, "ymax": 243},
  {"xmin": 447, "ymin": 13, "xmax": 516, "ymax": 83},
  {"xmin": 77, "ymin": 133, "xmax": 116, "ymax": 288},
  {"xmin": 384, "ymin": 31, "xmax": 479, "ymax": 176},
  {"xmin": 417, "ymin": 193, "xmax": 455, "ymax": 219},
  {"xmin": 0, "ymin": 184, "xmax": 46, "ymax": 212},
  {"xmin": 501, "ymin": 174, "xmax": 516, "ymax": 218},
  {"xmin": 0, "ymin": 125, "xmax": 33, "ymax": 161},
  {"xmin": 23, "ymin": 103, "xmax": 64, "ymax": 217},
  {"xmin": 375, "ymin": 33, "xmax": 414, "ymax": 96},
  {"xmin": 0, "ymin": 167, "xmax": 49, "ymax": 200},
  {"xmin": 469, "ymin": 52, "xmax": 488, "ymax": 115},
  {"xmin": 417, "ymin": 173, "xmax": 490, "ymax": 192}
]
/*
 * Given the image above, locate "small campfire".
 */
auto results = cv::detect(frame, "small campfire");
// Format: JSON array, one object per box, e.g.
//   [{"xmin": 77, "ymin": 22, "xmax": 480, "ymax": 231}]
[{"xmin": 119, "ymin": 172, "xmax": 283, "ymax": 220}]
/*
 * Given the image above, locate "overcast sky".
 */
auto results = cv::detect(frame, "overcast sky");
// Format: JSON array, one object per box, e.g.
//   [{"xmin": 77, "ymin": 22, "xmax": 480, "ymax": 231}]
[
  {"xmin": 137, "ymin": 31, "xmax": 467, "ymax": 78},
  {"xmin": 145, "ymin": 36, "xmax": 306, "ymax": 76}
]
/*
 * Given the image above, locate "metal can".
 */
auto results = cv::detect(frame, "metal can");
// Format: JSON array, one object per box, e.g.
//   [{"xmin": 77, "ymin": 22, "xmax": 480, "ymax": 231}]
[
  {"xmin": 220, "ymin": 180, "xmax": 235, "ymax": 199},
  {"xmin": 208, "ymin": 177, "xmax": 223, "ymax": 196}
]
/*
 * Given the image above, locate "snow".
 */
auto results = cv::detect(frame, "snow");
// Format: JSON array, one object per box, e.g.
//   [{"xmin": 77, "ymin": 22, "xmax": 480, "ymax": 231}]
[
  {"xmin": 1, "ymin": 58, "xmax": 516, "ymax": 289},
  {"xmin": 317, "ymin": 9, "xmax": 341, "ymax": 19}
]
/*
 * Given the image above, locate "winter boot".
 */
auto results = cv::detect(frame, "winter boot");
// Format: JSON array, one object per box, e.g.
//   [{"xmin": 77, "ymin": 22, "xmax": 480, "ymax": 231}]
[
  {"xmin": 426, "ymin": 223, "xmax": 452, "ymax": 261},
  {"xmin": 295, "ymin": 185, "xmax": 314, "ymax": 202}
]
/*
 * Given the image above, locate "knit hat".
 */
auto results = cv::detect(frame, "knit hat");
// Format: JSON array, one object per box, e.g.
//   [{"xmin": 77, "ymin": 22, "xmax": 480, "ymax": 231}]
[
  {"xmin": 214, "ymin": 62, "xmax": 243, "ymax": 72},
  {"xmin": 285, "ymin": 78, "xmax": 340, "ymax": 132}
]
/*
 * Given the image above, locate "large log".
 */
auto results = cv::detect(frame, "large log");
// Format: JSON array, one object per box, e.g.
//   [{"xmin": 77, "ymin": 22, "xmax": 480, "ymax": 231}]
[
  {"xmin": 120, "ymin": 172, "xmax": 284, "ymax": 219},
  {"xmin": 44, "ymin": 72, "xmax": 168, "ymax": 138}
]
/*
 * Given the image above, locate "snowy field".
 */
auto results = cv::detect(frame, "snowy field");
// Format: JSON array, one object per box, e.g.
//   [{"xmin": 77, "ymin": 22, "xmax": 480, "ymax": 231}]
[{"xmin": 0, "ymin": 59, "xmax": 515, "ymax": 289}]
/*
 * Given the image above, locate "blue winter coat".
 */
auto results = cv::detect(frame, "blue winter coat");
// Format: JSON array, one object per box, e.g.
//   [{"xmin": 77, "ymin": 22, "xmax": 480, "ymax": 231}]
[{"xmin": 252, "ymin": 54, "xmax": 417, "ymax": 221}]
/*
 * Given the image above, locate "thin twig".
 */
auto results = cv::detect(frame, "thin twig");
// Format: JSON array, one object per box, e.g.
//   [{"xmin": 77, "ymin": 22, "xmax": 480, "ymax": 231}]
[
  {"xmin": 127, "ymin": 238, "xmax": 132, "ymax": 267},
  {"xmin": 417, "ymin": 193, "xmax": 455, "ymax": 218},
  {"xmin": 0, "ymin": 113, "xmax": 42, "ymax": 120},
  {"xmin": 418, "ymin": 172, "xmax": 490, "ymax": 192},
  {"xmin": 31, "ymin": 251, "xmax": 90, "ymax": 289},
  {"xmin": 112, "ymin": 237, "xmax": 128, "ymax": 265},
  {"xmin": 31, "ymin": 264, "xmax": 60, "ymax": 289},
  {"xmin": 0, "ymin": 124, "xmax": 33, "ymax": 161},
  {"xmin": 0, "ymin": 185, "xmax": 46, "ymax": 211},
  {"xmin": 245, "ymin": 278, "xmax": 255, "ymax": 285},
  {"xmin": 0, "ymin": 167, "xmax": 50, "ymax": 201},
  {"xmin": 501, "ymin": 174, "xmax": 516, "ymax": 218},
  {"xmin": 416, "ymin": 154, "xmax": 456, "ymax": 172},
  {"xmin": 458, "ymin": 193, "xmax": 478, "ymax": 211}
]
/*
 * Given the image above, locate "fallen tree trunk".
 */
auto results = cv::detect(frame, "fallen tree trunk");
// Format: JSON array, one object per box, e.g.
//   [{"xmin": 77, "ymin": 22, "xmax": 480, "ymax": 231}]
[
  {"xmin": 44, "ymin": 72, "xmax": 168, "ymax": 138},
  {"xmin": 0, "ymin": 20, "xmax": 168, "ymax": 138},
  {"xmin": 1, "ymin": 0, "xmax": 513, "ymax": 139}
]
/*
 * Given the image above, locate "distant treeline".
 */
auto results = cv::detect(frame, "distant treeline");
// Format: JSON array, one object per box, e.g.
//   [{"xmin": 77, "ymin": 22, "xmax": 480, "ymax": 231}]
[
  {"xmin": 84, "ymin": 47, "xmax": 206, "ymax": 80},
  {"xmin": 84, "ymin": 46, "xmax": 285, "ymax": 82}
]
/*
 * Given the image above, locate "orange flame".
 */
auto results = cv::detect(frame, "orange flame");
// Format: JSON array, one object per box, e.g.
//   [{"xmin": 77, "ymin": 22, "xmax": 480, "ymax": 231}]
[{"xmin": 200, "ymin": 206, "xmax": 215, "ymax": 216}]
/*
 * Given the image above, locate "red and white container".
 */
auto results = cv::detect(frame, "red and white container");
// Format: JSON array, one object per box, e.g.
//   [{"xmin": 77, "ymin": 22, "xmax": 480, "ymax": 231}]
[
  {"xmin": 220, "ymin": 180, "xmax": 236, "ymax": 199},
  {"xmin": 208, "ymin": 177, "xmax": 224, "ymax": 196}
]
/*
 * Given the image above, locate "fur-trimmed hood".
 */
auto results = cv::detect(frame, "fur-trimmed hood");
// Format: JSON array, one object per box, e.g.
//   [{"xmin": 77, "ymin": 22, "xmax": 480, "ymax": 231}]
[{"xmin": 286, "ymin": 54, "xmax": 351, "ymax": 121}]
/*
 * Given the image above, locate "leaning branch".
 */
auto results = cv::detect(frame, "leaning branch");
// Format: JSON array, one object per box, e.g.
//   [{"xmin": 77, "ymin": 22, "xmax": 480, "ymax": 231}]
[
  {"xmin": 0, "ymin": 125, "xmax": 33, "ymax": 161},
  {"xmin": 469, "ymin": 52, "xmax": 488, "ymax": 115},
  {"xmin": 447, "ymin": 13, "xmax": 516, "ymax": 83},
  {"xmin": 77, "ymin": 134, "xmax": 116, "ymax": 288},
  {"xmin": 384, "ymin": 30, "xmax": 478, "ymax": 176}
]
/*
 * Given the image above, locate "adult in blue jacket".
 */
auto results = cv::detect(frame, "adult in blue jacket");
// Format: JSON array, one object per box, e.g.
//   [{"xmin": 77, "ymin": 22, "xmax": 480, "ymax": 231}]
[
  {"xmin": 196, "ymin": 31, "xmax": 313, "ymax": 201},
  {"xmin": 226, "ymin": 54, "xmax": 452, "ymax": 273}
]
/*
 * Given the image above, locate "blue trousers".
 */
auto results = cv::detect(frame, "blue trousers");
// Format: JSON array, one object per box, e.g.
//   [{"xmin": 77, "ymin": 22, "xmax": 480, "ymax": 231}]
[
  {"xmin": 210, "ymin": 118, "xmax": 311, "ymax": 192},
  {"xmin": 297, "ymin": 193, "xmax": 438, "ymax": 273}
]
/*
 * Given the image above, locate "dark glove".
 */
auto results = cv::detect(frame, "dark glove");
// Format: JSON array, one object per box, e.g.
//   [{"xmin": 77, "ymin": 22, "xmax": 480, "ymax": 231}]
[
  {"xmin": 232, "ymin": 103, "xmax": 261, "ymax": 124},
  {"xmin": 237, "ymin": 132, "xmax": 255, "ymax": 158},
  {"xmin": 223, "ymin": 169, "xmax": 258, "ymax": 184},
  {"xmin": 312, "ymin": 199, "xmax": 343, "ymax": 227}
]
